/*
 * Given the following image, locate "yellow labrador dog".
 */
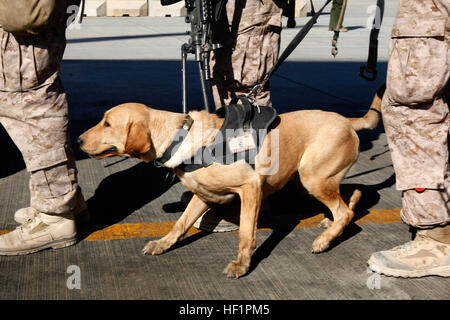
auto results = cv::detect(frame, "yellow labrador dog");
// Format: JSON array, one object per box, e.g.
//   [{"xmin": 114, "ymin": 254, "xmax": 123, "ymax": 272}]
[{"xmin": 79, "ymin": 85, "xmax": 385, "ymax": 278}]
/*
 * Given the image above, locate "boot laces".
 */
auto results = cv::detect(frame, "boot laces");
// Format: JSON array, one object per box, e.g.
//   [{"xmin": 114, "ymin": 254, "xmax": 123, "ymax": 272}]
[
  {"xmin": 17, "ymin": 216, "xmax": 39, "ymax": 232},
  {"xmin": 393, "ymin": 235, "xmax": 429, "ymax": 253}
]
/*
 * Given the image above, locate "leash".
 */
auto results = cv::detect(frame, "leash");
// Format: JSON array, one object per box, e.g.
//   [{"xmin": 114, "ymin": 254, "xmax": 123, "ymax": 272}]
[
  {"xmin": 247, "ymin": 0, "xmax": 332, "ymax": 101},
  {"xmin": 360, "ymin": 0, "xmax": 384, "ymax": 81}
]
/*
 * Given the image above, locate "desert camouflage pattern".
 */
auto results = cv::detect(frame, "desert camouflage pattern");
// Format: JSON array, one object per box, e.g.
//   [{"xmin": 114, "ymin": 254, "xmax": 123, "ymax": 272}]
[
  {"xmin": 209, "ymin": 0, "xmax": 283, "ymax": 108},
  {"xmin": 0, "ymin": 5, "xmax": 79, "ymax": 215},
  {"xmin": 382, "ymin": 0, "xmax": 450, "ymax": 228}
]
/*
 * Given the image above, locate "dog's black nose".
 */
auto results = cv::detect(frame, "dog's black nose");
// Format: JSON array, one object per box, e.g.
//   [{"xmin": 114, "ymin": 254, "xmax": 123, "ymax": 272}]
[{"xmin": 77, "ymin": 136, "xmax": 84, "ymax": 146}]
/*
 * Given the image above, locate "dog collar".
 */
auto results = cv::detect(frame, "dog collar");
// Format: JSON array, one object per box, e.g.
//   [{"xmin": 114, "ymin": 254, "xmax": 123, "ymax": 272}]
[{"xmin": 154, "ymin": 114, "xmax": 194, "ymax": 167}]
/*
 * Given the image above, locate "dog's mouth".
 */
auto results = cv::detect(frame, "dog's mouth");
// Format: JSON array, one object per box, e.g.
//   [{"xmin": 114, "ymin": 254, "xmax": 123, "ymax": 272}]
[{"xmin": 91, "ymin": 146, "xmax": 119, "ymax": 159}]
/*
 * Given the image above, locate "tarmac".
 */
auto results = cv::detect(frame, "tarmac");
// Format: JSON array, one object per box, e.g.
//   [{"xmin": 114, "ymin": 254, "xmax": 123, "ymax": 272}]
[{"xmin": 0, "ymin": 0, "xmax": 449, "ymax": 303}]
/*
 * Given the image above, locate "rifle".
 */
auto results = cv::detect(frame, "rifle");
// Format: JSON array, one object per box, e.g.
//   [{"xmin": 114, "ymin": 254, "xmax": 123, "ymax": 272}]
[{"xmin": 161, "ymin": 0, "xmax": 225, "ymax": 113}]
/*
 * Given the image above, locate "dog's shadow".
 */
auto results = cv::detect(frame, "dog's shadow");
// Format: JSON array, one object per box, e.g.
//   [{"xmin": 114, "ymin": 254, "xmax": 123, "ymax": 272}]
[
  {"xmin": 77, "ymin": 155, "xmax": 395, "ymax": 277},
  {"xmin": 78, "ymin": 161, "xmax": 174, "ymax": 240}
]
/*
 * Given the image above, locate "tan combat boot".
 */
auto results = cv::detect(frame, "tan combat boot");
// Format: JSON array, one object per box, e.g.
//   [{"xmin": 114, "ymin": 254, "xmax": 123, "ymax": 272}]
[
  {"xmin": 368, "ymin": 225, "xmax": 450, "ymax": 278},
  {"xmin": 0, "ymin": 212, "xmax": 78, "ymax": 255},
  {"xmin": 14, "ymin": 191, "xmax": 89, "ymax": 225}
]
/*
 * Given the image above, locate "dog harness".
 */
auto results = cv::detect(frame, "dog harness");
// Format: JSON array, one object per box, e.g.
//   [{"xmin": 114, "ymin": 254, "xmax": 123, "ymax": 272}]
[{"xmin": 154, "ymin": 96, "xmax": 278, "ymax": 172}]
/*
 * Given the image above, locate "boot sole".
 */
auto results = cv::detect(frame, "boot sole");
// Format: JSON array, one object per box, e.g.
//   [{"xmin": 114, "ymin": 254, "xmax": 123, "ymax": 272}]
[
  {"xmin": 368, "ymin": 256, "xmax": 450, "ymax": 278},
  {"xmin": 0, "ymin": 235, "xmax": 78, "ymax": 256},
  {"xmin": 192, "ymin": 209, "xmax": 240, "ymax": 233},
  {"xmin": 193, "ymin": 220, "xmax": 240, "ymax": 233}
]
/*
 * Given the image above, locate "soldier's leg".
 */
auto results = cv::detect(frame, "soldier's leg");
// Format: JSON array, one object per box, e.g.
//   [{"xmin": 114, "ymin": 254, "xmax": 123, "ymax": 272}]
[
  {"xmin": 232, "ymin": 27, "xmax": 281, "ymax": 106},
  {"xmin": 384, "ymin": 93, "xmax": 449, "ymax": 225},
  {"xmin": 0, "ymin": 80, "xmax": 85, "ymax": 255},
  {"xmin": 368, "ymin": 96, "xmax": 450, "ymax": 277},
  {"xmin": 210, "ymin": 0, "xmax": 282, "ymax": 109},
  {"xmin": 368, "ymin": 31, "xmax": 450, "ymax": 276},
  {"xmin": 1, "ymin": 81, "xmax": 80, "ymax": 215},
  {"xmin": 210, "ymin": 25, "xmax": 281, "ymax": 109}
]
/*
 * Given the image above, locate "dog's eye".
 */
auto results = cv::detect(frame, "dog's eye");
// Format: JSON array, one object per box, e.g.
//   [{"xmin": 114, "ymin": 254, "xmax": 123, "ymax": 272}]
[{"xmin": 104, "ymin": 121, "xmax": 110, "ymax": 128}]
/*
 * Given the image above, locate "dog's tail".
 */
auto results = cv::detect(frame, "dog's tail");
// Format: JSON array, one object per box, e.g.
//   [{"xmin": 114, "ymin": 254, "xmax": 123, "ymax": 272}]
[{"xmin": 348, "ymin": 83, "xmax": 386, "ymax": 131}]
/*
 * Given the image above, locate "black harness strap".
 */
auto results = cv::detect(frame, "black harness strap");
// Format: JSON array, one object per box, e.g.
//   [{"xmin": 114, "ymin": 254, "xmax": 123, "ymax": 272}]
[{"xmin": 360, "ymin": 0, "xmax": 384, "ymax": 81}]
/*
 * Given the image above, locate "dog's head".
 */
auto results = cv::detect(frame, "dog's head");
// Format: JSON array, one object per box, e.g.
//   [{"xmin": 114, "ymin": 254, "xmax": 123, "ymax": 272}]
[{"xmin": 78, "ymin": 103, "xmax": 152, "ymax": 160}]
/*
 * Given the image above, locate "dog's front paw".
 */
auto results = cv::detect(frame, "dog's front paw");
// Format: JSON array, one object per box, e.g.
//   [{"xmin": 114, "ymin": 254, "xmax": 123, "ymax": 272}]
[
  {"xmin": 311, "ymin": 236, "xmax": 331, "ymax": 253},
  {"xmin": 222, "ymin": 261, "xmax": 249, "ymax": 279},
  {"xmin": 142, "ymin": 239, "xmax": 169, "ymax": 255}
]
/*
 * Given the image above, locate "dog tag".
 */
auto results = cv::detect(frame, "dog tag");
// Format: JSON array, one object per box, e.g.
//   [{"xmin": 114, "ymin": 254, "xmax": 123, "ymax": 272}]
[{"xmin": 228, "ymin": 132, "xmax": 256, "ymax": 154}]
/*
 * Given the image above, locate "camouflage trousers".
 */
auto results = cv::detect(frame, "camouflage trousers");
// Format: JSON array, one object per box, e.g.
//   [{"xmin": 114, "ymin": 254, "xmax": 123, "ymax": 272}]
[
  {"xmin": 0, "ymin": 29, "xmax": 79, "ymax": 216},
  {"xmin": 382, "ymin": 35, "xmax": 450, "ymax": 228},
  {"xmin": 0, "ymin": 81, "xmax": 79, "ymax": 215},
  {"xmin": 209, "ymin": 0, "xmax": 282, "ymax": 109}
]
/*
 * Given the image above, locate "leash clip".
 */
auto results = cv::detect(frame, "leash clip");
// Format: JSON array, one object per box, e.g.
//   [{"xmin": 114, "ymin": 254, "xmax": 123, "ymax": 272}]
[{"xmin": 246, "ymin": 84, "xmax": 263, "ymax": 103}]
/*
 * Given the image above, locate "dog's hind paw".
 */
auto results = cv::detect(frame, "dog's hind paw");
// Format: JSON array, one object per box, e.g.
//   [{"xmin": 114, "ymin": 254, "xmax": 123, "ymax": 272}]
[
  {"xmin": 142, "ymin": 240, "xmax": 169, "ymax": 255},
  {"xmin": 222, "ymin": 261, "xmax": 249, "ymax": 279}
]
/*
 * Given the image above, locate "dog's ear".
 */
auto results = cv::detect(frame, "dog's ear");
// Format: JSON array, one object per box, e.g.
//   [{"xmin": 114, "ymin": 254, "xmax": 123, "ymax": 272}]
[{"xmin": 124, "ymin": 121, "xmax": 151, "ymax": 156}]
